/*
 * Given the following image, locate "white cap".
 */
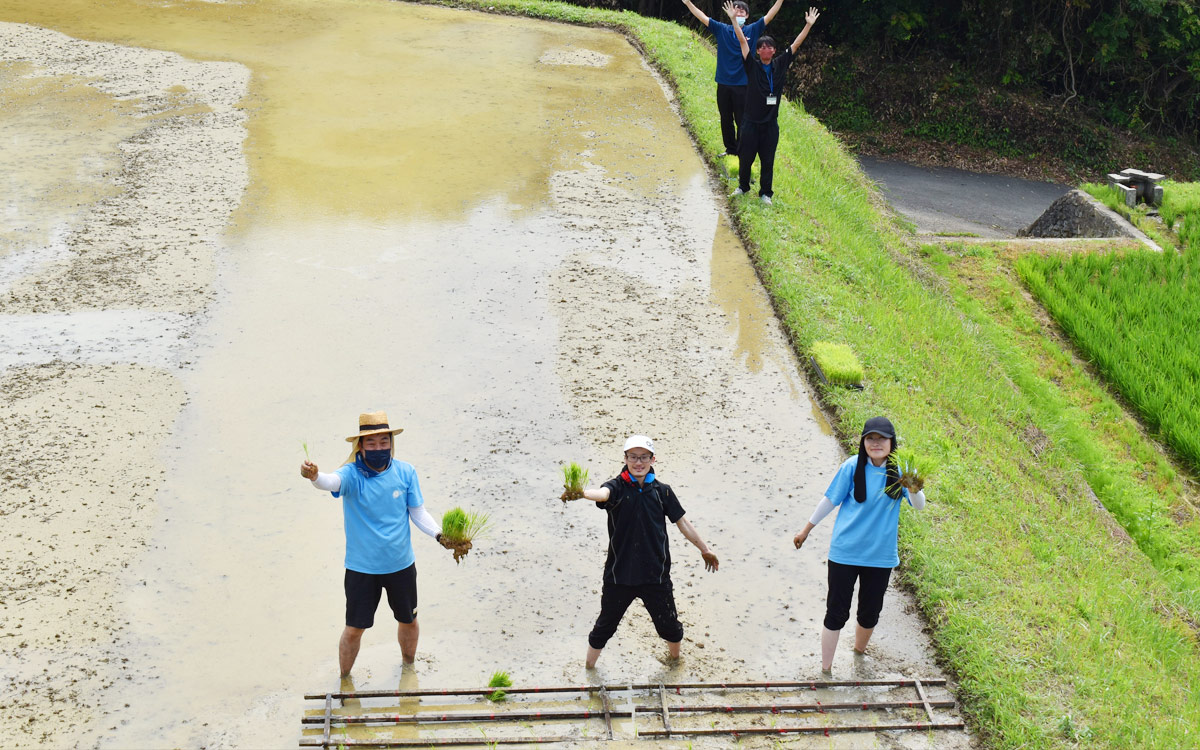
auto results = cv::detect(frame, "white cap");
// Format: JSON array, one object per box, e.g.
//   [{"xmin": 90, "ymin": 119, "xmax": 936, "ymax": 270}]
[{"xmin": 623, "ymin": 434, "xmax": 655, "ymax": 454}]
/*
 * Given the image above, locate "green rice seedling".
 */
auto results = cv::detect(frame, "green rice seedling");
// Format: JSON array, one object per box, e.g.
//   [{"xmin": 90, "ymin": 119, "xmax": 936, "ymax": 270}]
[
  {"xmin": 486, "ymin": 670, "xmax": 512, "ymax": 702},
  {"xmin": 810, "ymin": 341, "xmax": 864, "ymax": 387},
  {"xmin": 441, "ymin": 507, "xmax": 490, "ymax": 564},
  {"xmin": 301, "ymin": 439, "xmax": 310, "ymax": 461},
  {"xmin": 560, "ymin": 462, "xmax": 588, "ymax": 502},
  {"xmin": 888, "ymin": 447, "xmax": 938, "ymax": 493}
]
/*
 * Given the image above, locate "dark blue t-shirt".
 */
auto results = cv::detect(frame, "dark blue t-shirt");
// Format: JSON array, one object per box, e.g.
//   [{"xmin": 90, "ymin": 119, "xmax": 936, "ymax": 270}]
[{"xmin": 707, "ymin": 17, "xmax": 765, "ymax": 86}]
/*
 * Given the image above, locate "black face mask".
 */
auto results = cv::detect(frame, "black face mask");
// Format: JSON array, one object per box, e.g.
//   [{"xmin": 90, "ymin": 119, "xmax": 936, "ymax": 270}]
[{"xmin": 363, "ymin": 449, "xmax": 391, "ymax": 470}]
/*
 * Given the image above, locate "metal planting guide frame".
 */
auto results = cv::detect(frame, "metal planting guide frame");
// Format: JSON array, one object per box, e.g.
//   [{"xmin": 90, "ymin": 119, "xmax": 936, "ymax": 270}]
[{"xmin": 300, "ymin": 679, "xmax": 965, "ymax": 747}]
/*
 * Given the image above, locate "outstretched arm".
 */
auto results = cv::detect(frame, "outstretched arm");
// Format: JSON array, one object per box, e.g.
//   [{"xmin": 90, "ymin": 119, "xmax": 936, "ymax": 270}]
[
  {"xmin": 680, "ymin": 0, "xmax": 711, "ymax": 26},
  {"xmin": 676, "ymin": 517, "xmax": 719, "ymax": 571},
  {"xmin": 763, "ymin": 0, "xmax": 785, "ymax": 25},
  {"xmin": 580, "ymin": 486, "xmax": 611, "ymax": 502},
  {"xmin": 789, "ymin": 6, "xmax": 819, "ymax": 54},
  {"xmin": 301, "ymin": 460, "xmax": 341, "ymax": 492},
  {"xmin": 723, "ymin": 1, "xmax": 750, "ymax": 59}
]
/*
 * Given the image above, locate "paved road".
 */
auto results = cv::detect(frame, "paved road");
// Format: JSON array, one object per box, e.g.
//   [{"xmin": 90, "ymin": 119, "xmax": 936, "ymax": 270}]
[{"xmin": 857, "ymin": 155, "xmax": 1070, "ymax": 238}]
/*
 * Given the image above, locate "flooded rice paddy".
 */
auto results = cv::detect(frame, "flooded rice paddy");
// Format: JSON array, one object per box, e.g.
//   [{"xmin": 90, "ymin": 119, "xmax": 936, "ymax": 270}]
[{"xmin": 0, "ymin": 0, "xmax": 970, "ymax": 747}]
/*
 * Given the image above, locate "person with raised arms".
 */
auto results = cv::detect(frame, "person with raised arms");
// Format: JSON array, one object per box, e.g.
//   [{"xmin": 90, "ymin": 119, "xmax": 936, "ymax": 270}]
[
  {"xmin": 681, "ymin": 0, "xmax": 786, "ymax": 158},
  {"xmin": 727, "ymin": 1, "xmax": 819, "ymax": 205}
]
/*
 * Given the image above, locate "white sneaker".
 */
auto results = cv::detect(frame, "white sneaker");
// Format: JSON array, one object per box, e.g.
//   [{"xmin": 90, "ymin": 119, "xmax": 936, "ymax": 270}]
[
  {"xmin": 760, "ymin": 195, "xmax": 773, "ymax": 205},
  {"xmin": 732, "ymin": 188, "xmax": 745, "ymax": 196}
]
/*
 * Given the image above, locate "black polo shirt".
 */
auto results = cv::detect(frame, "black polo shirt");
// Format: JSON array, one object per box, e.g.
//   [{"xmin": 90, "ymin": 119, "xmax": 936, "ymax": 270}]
[
  {"xmin": 742, "ymin": 47, "xmax": 795, "ymax": 124},
  {"xmin": 597, "ymin": 469, "xmax": 686, "ymax": 586}
]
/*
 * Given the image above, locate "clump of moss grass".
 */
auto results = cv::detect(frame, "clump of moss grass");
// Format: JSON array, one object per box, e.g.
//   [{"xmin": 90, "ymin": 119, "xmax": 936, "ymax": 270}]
[
  {"xmin": 560, "ymin": 462, "xmax": 588, "ymax": 502},
  {"xmin": 888, "ymin": 447, "xmax": 938, "ymax": 492},
  {"xmin": 810, "ymin": 341, "xmax": 864, "ymax": 387},
  {"xmin": 486, "ymin": 670, "xmax": 512, "ymax": 702},
  {"xmin": 441, "ymin": 507, "xmax": 489, "ymax": 564}
]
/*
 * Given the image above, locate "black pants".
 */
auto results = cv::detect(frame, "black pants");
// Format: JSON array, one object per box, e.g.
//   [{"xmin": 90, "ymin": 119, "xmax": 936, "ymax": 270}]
[
  {"xmin": 588, "ymin": 581, "xmax": 683, "ymax": 649},
  {"xmin": 823, "ymin": 560, "xmax": 892, "ymax": 631},
  {"xmin": 716, "ymin": 83, "xmax": 747, "ymax": 154},
  {"xmin": 738, "ymin": 119, "xmax": 780, "ymax": 197}
]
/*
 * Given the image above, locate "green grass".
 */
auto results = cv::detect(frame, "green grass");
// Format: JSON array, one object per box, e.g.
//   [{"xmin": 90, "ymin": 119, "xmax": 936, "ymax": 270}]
[
  {"xmin": 810, "ymin": 341, "xmax": 865, "ymax": 386},
  {"xmin": 418, "ymin": 1, "xmax": 1200, "ymax": 745},
  {"xmin": 1080, "ymin": 180, "xmax": 1200, "ymax": 252},
  {"xmin": 1015, "ymin": 226, "xmax": 1200, "ymax": 475}
]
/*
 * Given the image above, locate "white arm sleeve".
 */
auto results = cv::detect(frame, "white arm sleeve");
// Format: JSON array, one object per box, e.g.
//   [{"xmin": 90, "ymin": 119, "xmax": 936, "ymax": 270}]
[
  {"xmin": 312, "ymin": 472, "xmax": 341, "ymax": 492},
  {"xmin": 808, "ymin": 496, "xmax": 836, "ymax": 525},
  {"xmin": 909, "ymin": 489, "xmax": 926, "ymax": 510},
  {"xmin": 408, "ymin": 505, "xmax": 440, "ymax": 538}
]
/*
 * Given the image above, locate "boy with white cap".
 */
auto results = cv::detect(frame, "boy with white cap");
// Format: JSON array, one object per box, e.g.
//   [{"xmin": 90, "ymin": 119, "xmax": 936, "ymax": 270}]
[{"xmin": 573, "ymin": 435, "xmax": 719, "ymax": 668}]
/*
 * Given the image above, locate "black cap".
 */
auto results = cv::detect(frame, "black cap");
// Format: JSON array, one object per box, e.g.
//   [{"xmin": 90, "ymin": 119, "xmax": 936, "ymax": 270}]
[{"xmin": 861, "ymin": 416, "xmax": 896, "ymax": 439}]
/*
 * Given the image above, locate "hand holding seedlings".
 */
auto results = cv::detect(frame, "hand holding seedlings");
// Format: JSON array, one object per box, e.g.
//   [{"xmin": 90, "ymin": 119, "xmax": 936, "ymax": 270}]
[
  {"xmin": 888, "ymin": 447, "xmax": 937, "ymax": 494},
  {"xmin": 560, "ymin": 462, "xmax": 589, "ymax": 502},
  {"xmin": 300, "ymin": 460, "xmax": 318, "ymax": 480},
  {"xmin": 440, "ymin": 507, "xmax": 490, "ymax": 564}
]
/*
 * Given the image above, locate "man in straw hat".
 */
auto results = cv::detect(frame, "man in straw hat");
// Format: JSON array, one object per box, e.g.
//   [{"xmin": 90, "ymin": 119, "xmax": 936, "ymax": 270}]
[{"xmin": 300, "ymin": 411, "xmax": 450, "ymax": 676}]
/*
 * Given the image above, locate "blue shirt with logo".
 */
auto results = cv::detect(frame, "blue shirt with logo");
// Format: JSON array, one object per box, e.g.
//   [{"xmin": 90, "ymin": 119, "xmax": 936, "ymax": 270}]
[
  {"xmin": 333, "ymin": 457, "xmax": 424, "ymax": 574},
  {"xmin": 707, "ymin": 17, "xmax": 765, "ymax": 86},
  {"xmin": 825, "ymin": 456, "xmax": 912, "ymax": 568}
]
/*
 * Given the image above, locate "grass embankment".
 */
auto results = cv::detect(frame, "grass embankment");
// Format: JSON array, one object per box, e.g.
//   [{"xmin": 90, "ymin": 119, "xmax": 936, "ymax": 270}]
[
  {"xmin": 1081, "ymin": 180, "xmax": 1200, "ymax": 252},
  {"xmin": 423, "ymin": 1, "xmax": 1200, "ymax": 745}
]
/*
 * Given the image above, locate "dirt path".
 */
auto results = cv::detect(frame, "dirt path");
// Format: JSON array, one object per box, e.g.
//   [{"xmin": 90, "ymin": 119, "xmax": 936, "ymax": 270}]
[{"xmin": 1, "ymin": 2, "xmax": 972, "ymax": 747}]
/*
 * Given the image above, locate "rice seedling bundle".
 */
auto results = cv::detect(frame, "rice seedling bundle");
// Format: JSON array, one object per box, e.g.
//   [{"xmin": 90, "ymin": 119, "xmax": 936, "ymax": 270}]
[
  {"xmin": 440, "ymin": 507, "xmax": 490, "ymax": 564},
  {"xmin": 486, "ymin": 670, "xmax": 512, "ymax": 702},
  {"xmin": 560, "ymin": 462, "xmax": 588, "ymax": 502},
  {"xmin": 888, "ymin": 447, "xmax": 938, "ymax": 493},
  {"xmin": 810, "ymin": 341, "xmax": 864, "ymax": 387}
]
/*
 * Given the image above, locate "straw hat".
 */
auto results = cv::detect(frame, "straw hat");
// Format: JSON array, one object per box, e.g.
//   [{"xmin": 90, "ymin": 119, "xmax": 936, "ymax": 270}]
[
  {"xmin": 343, "ymin": 411, "xmax": 404, "ymax": 466},
  {"xmin": 344, "ymin": 411, "xmax": 404, "ymax": 443}
]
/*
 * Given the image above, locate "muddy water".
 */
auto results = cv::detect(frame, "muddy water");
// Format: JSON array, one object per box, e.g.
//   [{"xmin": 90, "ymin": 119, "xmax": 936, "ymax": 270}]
[{"xmin": 0, "ymin": 1, "xmax": 968, "ymax": 747}]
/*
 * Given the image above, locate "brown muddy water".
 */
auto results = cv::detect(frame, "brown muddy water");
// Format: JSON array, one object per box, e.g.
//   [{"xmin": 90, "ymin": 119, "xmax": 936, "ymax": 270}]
[{"xmin": 0, "ymin": 1, "xmax": 971, "ymax": 747}]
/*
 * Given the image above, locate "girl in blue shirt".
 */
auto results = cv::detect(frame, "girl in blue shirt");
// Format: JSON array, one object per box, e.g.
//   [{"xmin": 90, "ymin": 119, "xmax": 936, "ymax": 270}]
[{"xmin": 792, "ymin": 416, "xmax": 927, "ymax": 673}]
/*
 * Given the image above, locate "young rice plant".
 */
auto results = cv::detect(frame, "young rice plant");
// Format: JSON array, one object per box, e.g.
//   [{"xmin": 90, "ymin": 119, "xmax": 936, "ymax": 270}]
[
  {"xmin": 486, "ymin": 670, "xmax": 512, "ymax": 702},
  {"xmin": 560, "ymin": 462, "xmax": 588, "ymax": 502},
  {"xmin": 441, "ymin": 507, "xmax": 490, "ymax": 564},
  {"xmin": 888, "ymin": 446, "xmax": 938, "ymax": 493}
]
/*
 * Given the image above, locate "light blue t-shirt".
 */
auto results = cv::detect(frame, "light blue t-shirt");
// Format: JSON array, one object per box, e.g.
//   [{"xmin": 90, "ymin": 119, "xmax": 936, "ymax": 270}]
[
  {"xmin": 332, "ymin": 457, "xmax": 424, "ymax": 574},
  {"xmin": 825, "ymin": 456, "xmax": 912, "ymax": 568},
  {"xmin": 707, "ymin": 17, "xmax": 765, "ymax": 86}
]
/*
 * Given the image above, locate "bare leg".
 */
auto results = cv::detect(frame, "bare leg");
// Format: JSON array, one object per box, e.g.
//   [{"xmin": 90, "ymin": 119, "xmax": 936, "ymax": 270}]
[
  {"xmin": 667, "ymin": 641, "xmax": 681, "ymax": 660},
  {"xmin": 585, "ymin": 646, "xmax": 602, "ymax": 669},
  {"xmin": 397, "ymin": 618, "xmax": 419, "ymax": 664},
  {"xmin": 853, "ymin": 625, "xmax": 874, "ymax": 654},
  {"xmin": 340, "ymin": 626, "xmax": 365, "ymax": 677},
  {"xmin": 820, "ymin": 627, "xmax": 840, "ymax": 672}
]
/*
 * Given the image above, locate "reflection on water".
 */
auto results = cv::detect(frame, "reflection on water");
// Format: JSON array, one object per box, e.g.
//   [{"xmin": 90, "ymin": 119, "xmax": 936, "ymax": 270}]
[{"xmin": 0, "ymin": 0, "xmax": 678, "ymax": 223}]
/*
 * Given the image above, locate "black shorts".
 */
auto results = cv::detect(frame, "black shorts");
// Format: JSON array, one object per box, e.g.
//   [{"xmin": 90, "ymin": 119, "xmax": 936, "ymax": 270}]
[{"xmin": 344, "ymin": 564, "xmax": 417, "ymax": 629}]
